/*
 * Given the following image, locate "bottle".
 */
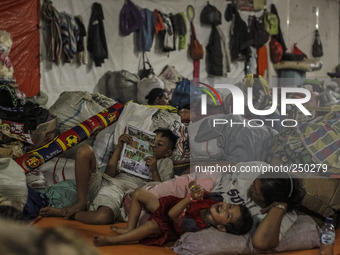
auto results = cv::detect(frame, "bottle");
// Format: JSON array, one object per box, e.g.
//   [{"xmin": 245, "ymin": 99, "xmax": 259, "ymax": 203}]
[{"xmin": 319, "ymin": 217, "xmax": 335, "ymax": 255}]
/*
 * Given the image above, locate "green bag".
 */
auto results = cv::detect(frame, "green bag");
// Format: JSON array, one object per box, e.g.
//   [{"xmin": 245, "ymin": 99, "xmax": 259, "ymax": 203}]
[{"xmin": 264, "ymin": 11, "xmax": 279, "ymax": 35}]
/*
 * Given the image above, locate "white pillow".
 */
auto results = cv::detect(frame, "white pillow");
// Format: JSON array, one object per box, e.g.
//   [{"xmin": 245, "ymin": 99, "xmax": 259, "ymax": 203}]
[{"xmin": 173, "ymin": 215, "xmax": 320, "ymax": 255}]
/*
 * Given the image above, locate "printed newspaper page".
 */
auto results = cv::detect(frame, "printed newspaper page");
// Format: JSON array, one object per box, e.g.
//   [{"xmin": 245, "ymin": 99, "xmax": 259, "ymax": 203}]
[{"xmin": 119, "ymin": 125, "xmax": 156, "ymax": 179}]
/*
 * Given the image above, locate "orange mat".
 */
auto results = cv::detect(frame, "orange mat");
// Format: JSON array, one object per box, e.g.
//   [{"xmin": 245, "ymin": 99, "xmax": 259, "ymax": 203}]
[{"xmin": 35, "ymin": 217, "xmax": 340, "ymax": 255}]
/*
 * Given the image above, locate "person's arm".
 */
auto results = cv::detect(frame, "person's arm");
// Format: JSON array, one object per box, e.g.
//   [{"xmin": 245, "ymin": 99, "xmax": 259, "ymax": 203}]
[
  {"xmin": 252, "ymin": 202, "xmax": 287, "ymax": 251},
  {"xmin": 146, "ymin": 156, "xmax": 162, "ymax": 182},
  {"xmin": 105, "ymin": 134, "xmax": 132, "ymax": 178},
  {"xmin": 168, "ymin": 181, "xmax": 204, "ymax": 225}
]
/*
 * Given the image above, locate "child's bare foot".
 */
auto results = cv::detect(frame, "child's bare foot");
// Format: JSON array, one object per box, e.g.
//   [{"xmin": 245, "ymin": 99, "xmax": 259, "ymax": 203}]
[
  {"xmin": 110, "ymin": 225, "xmax": 130, "ymax": 234},
  {"xmin": 93, "ymin": 235, "xmax": 118, "ymax": 246},
  {"xmin": 39, "ymin": 206, "xmax": 67, "ymax": 217},
  {"xmin": 64, "ymin": 202, "xmax": 87, "ymax": 219}
]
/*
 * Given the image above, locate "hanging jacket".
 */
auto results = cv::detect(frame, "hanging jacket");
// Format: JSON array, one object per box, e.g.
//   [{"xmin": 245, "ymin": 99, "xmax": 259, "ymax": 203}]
[
  {"xmin": 225, "ymin": 4, "xmax": 251, "ymax": 61},
  {"xmin": 87, "ymin": 2, "xmax": 108, "ymax": 67},
  {"xmin": 206, "ymin": 26, "xmax": 230, "ymax": 76}
]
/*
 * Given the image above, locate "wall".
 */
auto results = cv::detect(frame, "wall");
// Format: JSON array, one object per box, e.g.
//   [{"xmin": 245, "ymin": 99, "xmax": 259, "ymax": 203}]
[{"xmin": 39, "ymin": 0, "xmax": 340, "ymax": 108}]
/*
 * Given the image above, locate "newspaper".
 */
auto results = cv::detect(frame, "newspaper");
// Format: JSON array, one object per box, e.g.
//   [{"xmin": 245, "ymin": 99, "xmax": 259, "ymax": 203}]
[{"xmin": 119, "ymin": 125, "xmax": 155, "ymax": 179}]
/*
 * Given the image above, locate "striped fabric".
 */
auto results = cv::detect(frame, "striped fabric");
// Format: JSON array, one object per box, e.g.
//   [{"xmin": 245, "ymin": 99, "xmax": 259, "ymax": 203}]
[
  {"xmin": 59, "ymin": 12, "xmax": 78, "ymax": 62},
  {"xmin": 41, "ymin": 0, "xmax": 62, "ymax": 65}
]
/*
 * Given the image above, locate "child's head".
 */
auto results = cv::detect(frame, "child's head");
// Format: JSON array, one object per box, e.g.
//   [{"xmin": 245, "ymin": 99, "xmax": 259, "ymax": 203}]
[
  {"xmin": 152, "ymin": 128, "xmax": 178, "ymax": 159},
  {"xmin": 205, "ymin": 202, "xmax": 253, "ymax": 235},
  {"xmin": 254, "ymin": 172, "xmax": 306, "ymax": 212},
  {"xmin": 145, "ymin": 88, "xmax": 169, "ymax": 105}
]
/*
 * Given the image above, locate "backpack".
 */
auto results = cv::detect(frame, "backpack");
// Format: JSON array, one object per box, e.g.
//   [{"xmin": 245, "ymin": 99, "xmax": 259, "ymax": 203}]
[
  {"xmin": 170, "ymin": 79, "xmax": 202, "ymax": 109},
  {"xmin": 248, "ymin": 15, "xmax": 269, "ymax": 48},
  {"xmin": 264, "ymin": 11, "xmax": 278, "ymax": 35},
  {"xmin": 200, "ymin": 2, "xmax": 222, "ymax": 26},
  {"xmin": 269, "ymin": 37, "xmax": 283, "ymax": 63},
  {"xmin": 119, "ymin": 0, "xmax": 144, "ymax": 36},
  {"xmin": 312, "ymin": 29, "xmax": 323, "ymax": 58}
]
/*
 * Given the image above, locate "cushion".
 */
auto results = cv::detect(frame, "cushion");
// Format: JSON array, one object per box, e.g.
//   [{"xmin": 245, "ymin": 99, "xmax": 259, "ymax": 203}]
[
  {"xmin": 301, "ymin": 178, "xmax": 340, "ymax": 218},
  {"xmin": 189, "ymin": 118, "xmax": 221, "ymax": 160},
  {"xmin": 173, "ymin": 215, "xmax": 320, "ymax": 255}
]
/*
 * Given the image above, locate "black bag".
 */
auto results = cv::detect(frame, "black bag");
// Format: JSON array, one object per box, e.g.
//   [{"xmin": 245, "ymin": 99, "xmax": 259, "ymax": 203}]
[
  {"xmin": 138, "ymin": 52, "xmax": 155, "ymax": 79},
  {"xmin": 312, "ymin": 30, "xmax": 323, "ymax": 58},
  {"xmin": 248, "ymin": 15, "xmax": 270, "ymax": 48},
  {"xmin": 200, "ymin": 2, "xmax": 222, "ymax": 26},
  {"xmin": 0, "ymin": 101, "xmax": 50, "ymax": 131}
]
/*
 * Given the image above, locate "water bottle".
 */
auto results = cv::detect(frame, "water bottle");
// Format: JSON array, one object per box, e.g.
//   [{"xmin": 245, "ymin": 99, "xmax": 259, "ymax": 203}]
[{"xmin": 319, "ymin": 217, "xmax": 335, "ymax": 255}]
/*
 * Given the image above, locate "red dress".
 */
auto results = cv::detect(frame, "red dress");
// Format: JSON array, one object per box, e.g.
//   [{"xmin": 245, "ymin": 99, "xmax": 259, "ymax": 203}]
[{"xmin": 140, "ymin": 195, "xmax": 218, "ymax": 246}]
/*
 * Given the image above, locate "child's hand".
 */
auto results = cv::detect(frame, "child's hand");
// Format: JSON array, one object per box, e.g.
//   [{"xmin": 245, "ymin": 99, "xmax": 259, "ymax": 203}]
[
  {"xmin": 145, "ymin": 156, "xmax": 157, "ymax": 169},
  {"xmin": 117, "ymin": 134, "xmax": 132, "ymax": 149},
  {"xmin": 189, "ymin": 180, "xmax": 205, "ymax": 201}
]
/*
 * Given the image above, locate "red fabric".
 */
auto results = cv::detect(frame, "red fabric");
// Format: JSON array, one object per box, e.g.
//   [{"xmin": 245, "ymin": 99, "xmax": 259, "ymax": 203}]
[
  {"xmin": 154, "ymin": 9, "xmax": 165, "ymax": 34},
  {"xmin": 140, "ymin": 196, "xmax": 217, "ymax": 246},
  {"xmin": 257, "ymin": 45, "xmax": 268, "ymax": 76},
  {"xmin": 292, "ymin": 43, "xmax": 308, "ymax": 59},
  {"xmin": 0, "ymin": 0, "xmax": 40, "ymax": 97}
]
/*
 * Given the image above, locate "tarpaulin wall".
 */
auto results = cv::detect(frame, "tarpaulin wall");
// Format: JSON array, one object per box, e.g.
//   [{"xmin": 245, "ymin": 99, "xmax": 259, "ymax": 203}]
[{"xmin": 0, "ymin": 0, "xmax": 40, "ymax": 98}]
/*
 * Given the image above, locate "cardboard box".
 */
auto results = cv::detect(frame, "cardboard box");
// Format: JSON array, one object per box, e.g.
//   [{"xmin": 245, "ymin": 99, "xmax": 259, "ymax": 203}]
[
  {"xmin": 0, "ymin": 115, "xmax": 57, "ymax": 148},
  {"xmin": 302, "ymin": 178, "xmax": 340, "ymax": 218},
  {"xmin": 31, "ymin": 115, "xmax": 57, "ymax": 148}
]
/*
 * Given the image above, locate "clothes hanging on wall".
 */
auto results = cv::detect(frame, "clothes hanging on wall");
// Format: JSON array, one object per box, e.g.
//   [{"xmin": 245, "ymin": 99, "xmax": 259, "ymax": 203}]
[
  {"xmin": 87, "ymin": 2, "xmax": 108, "ymax": 67},
  {"xmin": 137, "ymin": 8, "xmax": 156, "ymax": 52},
  {"xmin": 270, "ymin": 3, "xmax": 287, "ymax": 53},
  {"xmin": 257, "ymin": 44, "xmax": 268, "ymax": 76},
  {"xmin": 225, "ymin": 3, "xmax": 252, "ymax": 61},
  {"xmin": 59, "ymin": 12, "xmax": 78, "ymax": 63},
  {"xmin": 74, "ymin": 16, "xmax": 87, "ymax": 64},
  {"xmin": 41, "ymin": 0, "xmax": 62, "ymax": 66}
]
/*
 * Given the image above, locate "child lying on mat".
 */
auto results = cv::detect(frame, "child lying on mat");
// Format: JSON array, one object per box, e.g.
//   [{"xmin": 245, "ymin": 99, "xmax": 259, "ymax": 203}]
[{"xmin": 93, "ymin": 181, "xmax": 253, "ymax": 246}]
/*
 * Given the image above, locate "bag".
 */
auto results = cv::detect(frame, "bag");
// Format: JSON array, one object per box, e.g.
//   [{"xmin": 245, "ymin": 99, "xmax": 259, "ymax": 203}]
[
  {"xmin": 170, "ymin": 79, "xmax": 202, "ymax": 109},
  {"xmin": 312, "ymin": 29, "xmax": 323, "ymax": 58},
  {"xmin": 264, "ymin": 11, "xmax": 278, "ymax": 35},
  {"xmin": 189, "ymin": 22, "xmax": 204, "ymax": 61},
  {"xmin": 119, "ymin": 0, "xmax": 144, "ymax": 36},
  {"xmin": 138, "ymin": 52, "xmax": 155, "ymax": 79},
  {"xmin": 200, "ymin": 2, "xmax": 222, "ymax": 26},
  {"xmin": 0, "ymin": 158, "xmax": 28, "ymax": 212},
  {"xmin": 97, "ymin": 70, "xmax": 139, "ymax": 104},
  {"xmin": 243, "ymin": 74, "xmax": 270, "ymax": 110},
  {"xmin": 0, "ymin": 82, "xmax": 17, "ymax": 108},
  {"xmin": 249, "ymin": 15, "xmax": 269, "ymax": 48},
  {"xmin": 137, "ymin": 75, "xmax": 165, "ymax": 104},
  {"xmin": 158, "ymin": 65, "xmax": 183, "ymax": 93},
  {"xmin": 0, "ymin": 101, "xmax": 49, "ymax": 131},
  {"xmin": 269, "ymin": 37, "xmax": 283, "ymax": 63}
]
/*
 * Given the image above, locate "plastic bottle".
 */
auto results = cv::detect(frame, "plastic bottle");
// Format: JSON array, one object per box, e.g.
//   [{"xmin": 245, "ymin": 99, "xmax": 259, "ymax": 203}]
[{"xmin": 319, "ymin": 217, "xmax": 335, "ymax": 255}]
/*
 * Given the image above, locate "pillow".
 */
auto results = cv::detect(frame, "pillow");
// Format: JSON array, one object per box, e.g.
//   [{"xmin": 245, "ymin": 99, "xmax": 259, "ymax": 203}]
[
  {"xmin": 189, "ymin": 118, "xmax": 222, "ymax": 160},
  {"xmin": 172, "ymin": 215, "xmax": 320, "ymax": 255}
]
